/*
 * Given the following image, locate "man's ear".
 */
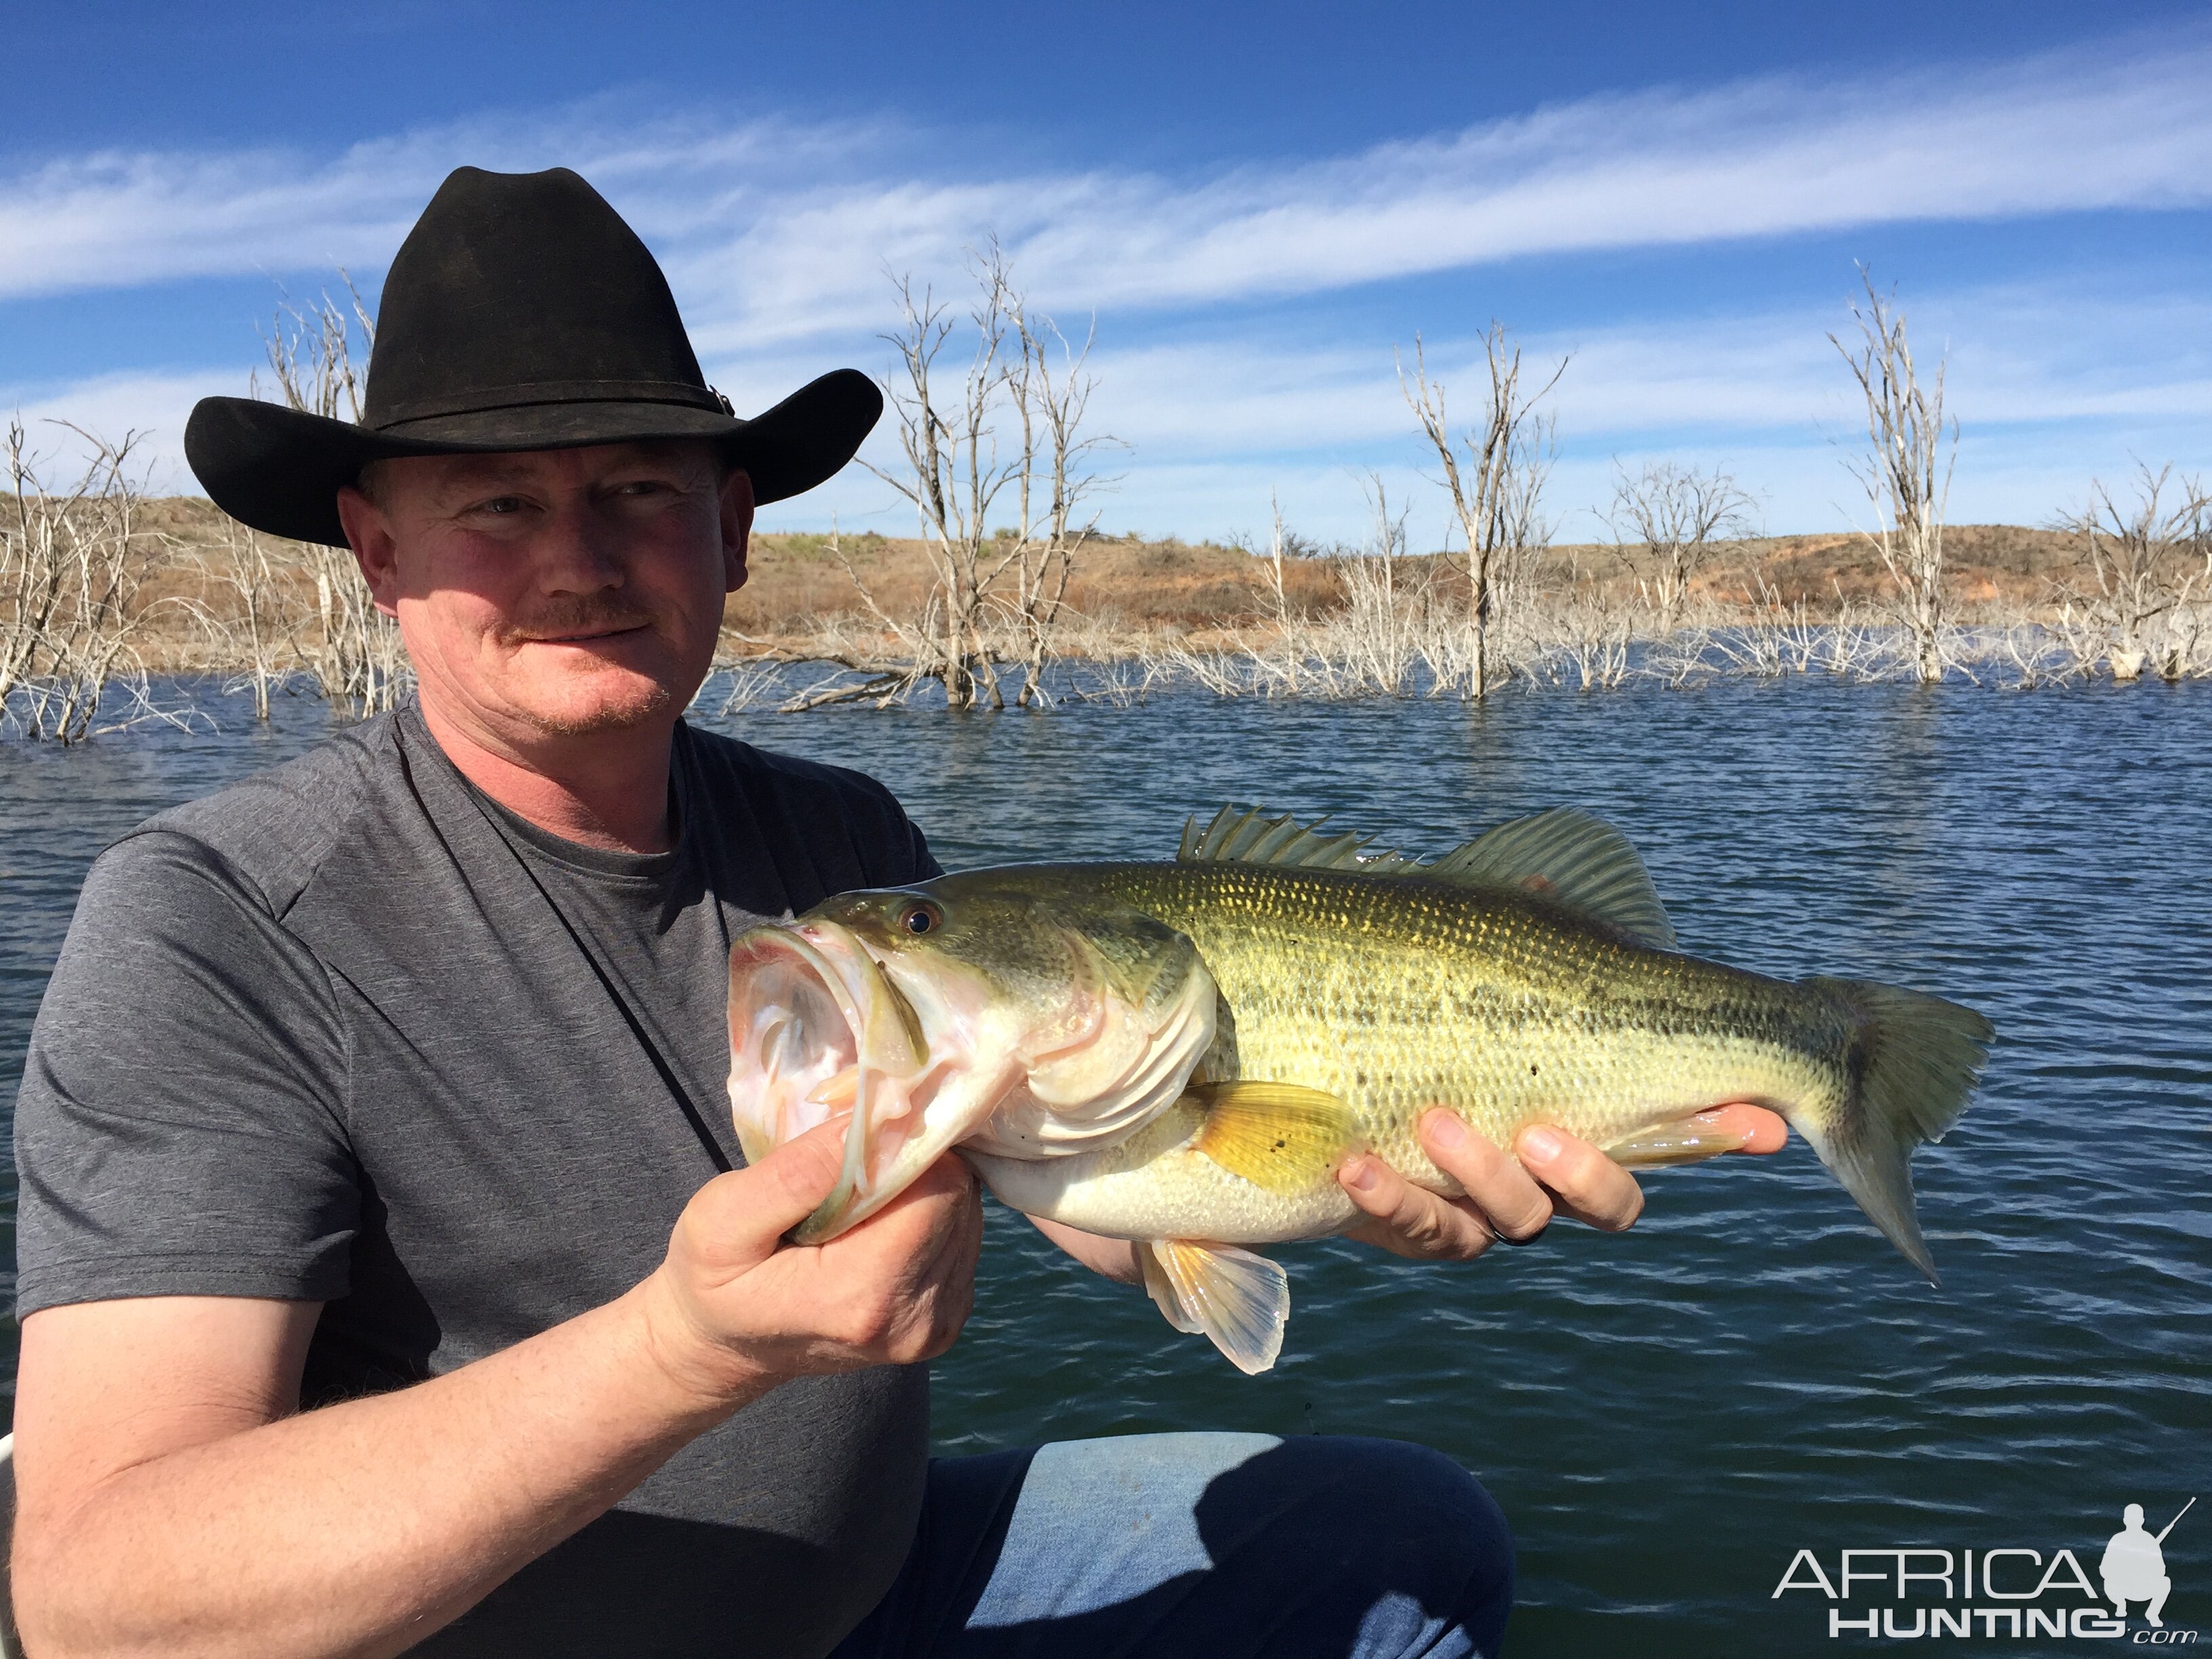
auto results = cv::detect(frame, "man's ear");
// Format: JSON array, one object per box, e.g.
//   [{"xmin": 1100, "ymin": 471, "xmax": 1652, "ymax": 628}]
[
  {"xmin": 720, "ymin": 467, "xmax": 755, "ymax": 595},
  {"xmin": 335, "ymin": 484, "xmax": 402, "ymax": 619}
]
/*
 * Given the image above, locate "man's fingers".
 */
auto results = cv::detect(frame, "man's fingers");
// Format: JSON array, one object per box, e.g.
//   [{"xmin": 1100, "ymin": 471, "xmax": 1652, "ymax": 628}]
[
  {"xmin": 681, "ymin": 1120, "xmax": 851, "ymax": 1273},
  {"xmin": 1338, "ymin": 1154, "xmax": 1497, "ymax": 1261},
  {"xmin": 1418, "ymin": 1111, "xmax": 1556, "ymax": 1242},
  {"xmin": 1514, "ymin": 1124, "xmax": 1645, "ymax": 1233},
  {"xmin": 1704, "ymin": 1103, "xmax": 1790, "ymax": 1154},
  {"xmin": 872, "ymin": 1165, "xmax": 982, "ymax": 1362}
]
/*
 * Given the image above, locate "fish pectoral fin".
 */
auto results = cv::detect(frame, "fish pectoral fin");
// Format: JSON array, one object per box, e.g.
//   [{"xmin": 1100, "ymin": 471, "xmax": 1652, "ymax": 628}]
[
  {"xmin": 1139, "ymin": 1240, "xmax": 1289, "ymax": 1375},
  {"xmin": 1189, "ymin": 1080, "xmax": 1360, "ymax": 1194},
  {"xmin": 1601, "ymin": 1112, "xmax": 1755, "ymax": 1168}
]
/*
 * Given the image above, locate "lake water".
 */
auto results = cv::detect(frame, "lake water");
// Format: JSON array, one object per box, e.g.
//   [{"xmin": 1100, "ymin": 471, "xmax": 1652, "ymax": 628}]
[{"xmin": 4, "ymin": 676, "xmax": 2208, "ymax": 1654}]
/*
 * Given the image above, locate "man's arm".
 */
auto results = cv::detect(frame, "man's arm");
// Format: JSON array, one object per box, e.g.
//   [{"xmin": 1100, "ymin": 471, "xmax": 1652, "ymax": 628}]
[
  {"xmin": 1029, "ymin": 1216, "xmax": 1141, "ymax": 1283},
  {"xmin": 10, "ymin": 1124, "xmax": 982, "ymax": 1659}
]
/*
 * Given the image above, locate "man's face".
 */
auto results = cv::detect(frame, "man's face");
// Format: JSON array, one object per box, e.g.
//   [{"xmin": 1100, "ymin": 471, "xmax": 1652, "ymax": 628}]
[{"xmin": 337, "ymin": 441, "xmax": 750, "ymax": 741}]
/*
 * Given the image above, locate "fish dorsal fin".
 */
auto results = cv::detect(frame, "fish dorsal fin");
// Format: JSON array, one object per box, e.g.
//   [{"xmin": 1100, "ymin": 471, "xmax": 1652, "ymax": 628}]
[
  {"xmin": 1178, "ymin": 804, "xmax": 1675, "ymax": 949},
  {"xmin": 1429, "ymin": 808, "xmax": 1676, "ymax": 949},
  {"xmin": 1177, "ymin": 806, "xmax": 1416, "ymax": 872}
]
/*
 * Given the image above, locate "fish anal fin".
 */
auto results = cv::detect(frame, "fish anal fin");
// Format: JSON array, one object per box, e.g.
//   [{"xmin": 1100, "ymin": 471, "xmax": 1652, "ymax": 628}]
[
  {"xmin": 1601, "ymin": 1112, "xmax": 1753, "ymax": 1169},
  {"xmin": 1189, "ymin": 1080, "xmax": 1360, "ymax": 1194},
  {"xmin": 1140, "ymin": 1240, "xmax": 1289, "ymax": 1374},
  {"xmin": 1429, "ymin": 808, "xmax": 1677, "ymax": 950}
]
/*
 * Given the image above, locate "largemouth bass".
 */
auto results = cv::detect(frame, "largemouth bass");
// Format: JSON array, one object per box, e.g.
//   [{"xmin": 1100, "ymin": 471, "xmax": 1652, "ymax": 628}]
[{"xmin": 727, "ymin": 807, "xmax": 1992, "ymax": 1372}]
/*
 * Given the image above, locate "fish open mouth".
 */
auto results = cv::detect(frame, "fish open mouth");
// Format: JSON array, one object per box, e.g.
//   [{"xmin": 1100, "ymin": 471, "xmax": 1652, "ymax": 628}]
[
  {"xmin": 727, "ymin": 903, "xmax": 1223, "ymax": 1244},
  {"xmin": 727, "ymin": 921, "xmax": 1001, "ymax": 1243}
]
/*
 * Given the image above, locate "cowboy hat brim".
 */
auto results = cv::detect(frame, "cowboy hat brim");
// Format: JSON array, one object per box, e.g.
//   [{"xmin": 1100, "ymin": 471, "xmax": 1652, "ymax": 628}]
[{"xmin": 185, "ymin": 367, "xmax": 882, "ymax": 548}]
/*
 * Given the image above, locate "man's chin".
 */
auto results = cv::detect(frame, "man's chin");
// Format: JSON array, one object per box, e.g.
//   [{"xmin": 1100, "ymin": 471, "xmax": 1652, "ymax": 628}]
[{"xmin": 508, "ymin": 667, "xmax": 682, "ymax": 737}]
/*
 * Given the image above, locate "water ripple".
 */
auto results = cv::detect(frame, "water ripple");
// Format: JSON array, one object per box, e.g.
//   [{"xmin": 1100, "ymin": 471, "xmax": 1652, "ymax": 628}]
[{"xmin": 2, "ymin": 677, "xmax": 2207, "ymax": 1656}]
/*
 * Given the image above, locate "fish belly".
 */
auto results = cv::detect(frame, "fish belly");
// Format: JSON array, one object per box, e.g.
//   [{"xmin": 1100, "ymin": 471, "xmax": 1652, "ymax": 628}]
[{"xmin": 966, "ymin": 1103, "xmax": 1361, "ymax": 1245}]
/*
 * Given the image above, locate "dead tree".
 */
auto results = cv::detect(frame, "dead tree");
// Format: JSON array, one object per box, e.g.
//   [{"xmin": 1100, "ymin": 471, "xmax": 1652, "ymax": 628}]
[
  {"xmin": 855, "ymin": 247, "xmax": 1113, "ymax": 710},
  {"xmin": 1, "ymin": 423, "xmax": 171, "ymax": 741},
  {"xmin": 998, "ymin": 304, "xmax": 1114, "ymax": 706},
  {"xmin": 254, "ymin": 280, "xmax": 406, "ymax": 718},
  {"xmin": 1399, "ymin": 325, "xmax": 1563, "ymax": 697},
  {"xmin": 863, "ymin": 264, "xmax": 1019, "ymax": 708},
  {"xmin": 2057, "ymin": 463, "xmax": 2211, "ymax": 680},
  {"xmin": 1609, "ymin": 460, "xmax": 1756, "ymax": 635},
  {"xmin": 175, "ymin": 521, "xmax": 304, "ymax": 720},
  {"xmin": 1832, "ymin": 270, "xmax": 1957, "ymax": 684}
]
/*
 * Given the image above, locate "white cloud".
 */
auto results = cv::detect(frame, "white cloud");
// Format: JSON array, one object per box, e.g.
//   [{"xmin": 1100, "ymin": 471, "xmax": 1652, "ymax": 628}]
[
  {"xmin": 7, "ymin": 28, "xmax": 2211, "ymax": 324},
  {"xmin": 16, "ymin": 276, "xmax": 2209, "ymax": 545},
  {"xmin": 8, "ymin": 28, "xmax": 2211, "ymax": 546},
  {"xmin": 0, "ymin": 369, "xmax": 228, "ymax": 493}
]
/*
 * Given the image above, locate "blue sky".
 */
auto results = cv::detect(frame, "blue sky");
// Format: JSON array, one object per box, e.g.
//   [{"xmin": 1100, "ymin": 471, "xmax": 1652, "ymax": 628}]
[{"xmin": 4, "ymin": 1, "xmax": 2209, "ymax": 547}]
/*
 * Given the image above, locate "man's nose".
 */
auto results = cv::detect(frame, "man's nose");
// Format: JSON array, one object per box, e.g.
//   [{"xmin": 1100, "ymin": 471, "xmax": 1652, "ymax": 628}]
[{"xmin": 534, "ymin": 500, "xmax": 629, "ymax": 593}]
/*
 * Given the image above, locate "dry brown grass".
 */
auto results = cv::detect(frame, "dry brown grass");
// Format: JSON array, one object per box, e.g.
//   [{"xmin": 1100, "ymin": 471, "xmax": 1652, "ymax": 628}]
[
  {"xmin": 727, "ymin": 523, "xmax": 2089, "ymax": 651},
  {"xmin": 16, "ymin": 496, "xmax": 2189, "ymax": 726}
]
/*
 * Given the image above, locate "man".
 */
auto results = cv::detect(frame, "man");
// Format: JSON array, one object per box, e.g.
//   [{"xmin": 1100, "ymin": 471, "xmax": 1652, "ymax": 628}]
[
  {"xmin": 9, "ymin": 167, "xmax": 1785, "ymax": 1657},
  {"xmin": 2100, "ymin": 1503, "xmax": 2176, "ymax": 1628}
]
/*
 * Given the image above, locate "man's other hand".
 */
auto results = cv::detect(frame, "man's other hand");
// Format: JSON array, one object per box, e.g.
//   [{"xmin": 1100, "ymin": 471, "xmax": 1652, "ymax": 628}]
[
  {"xmin": 641, "ymin": 1123, "xmax": 983, "ymax": 1406},
  {"xmin": 1337, "ymin": 1104, "xmax": 1790, "ymax": 1262}
]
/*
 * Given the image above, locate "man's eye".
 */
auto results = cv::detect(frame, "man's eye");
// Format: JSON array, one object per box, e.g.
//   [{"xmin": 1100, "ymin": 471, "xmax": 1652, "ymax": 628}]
[{"xmin": 476, "ymin": 497, "xmax": 525, "ymax": 516}]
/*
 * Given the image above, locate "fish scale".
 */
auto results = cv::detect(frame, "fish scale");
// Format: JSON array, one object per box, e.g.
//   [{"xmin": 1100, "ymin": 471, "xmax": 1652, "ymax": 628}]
[{"xmin": 1020, "ymin": 861, "xmax": 1856, "ymax": 1204}]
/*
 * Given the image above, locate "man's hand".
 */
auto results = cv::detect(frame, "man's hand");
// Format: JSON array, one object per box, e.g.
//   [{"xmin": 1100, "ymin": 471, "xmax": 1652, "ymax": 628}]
[
  {"xmin": 1337, "ymin": 1105, "xmax": 1789, "ymax": 1262},
  {"xmin": 640, "ymin": 1122, "xmax": 985, "ymax": 1406}
]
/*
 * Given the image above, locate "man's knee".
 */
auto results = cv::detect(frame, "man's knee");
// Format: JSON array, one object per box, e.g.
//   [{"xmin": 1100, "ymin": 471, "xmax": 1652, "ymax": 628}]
[
  {"xmin": 1210, "ymin": 1436, "xmax": 1513, "ymax": 1650},
  {"xmin": 1345, "ymin": 1439, "xmax": 1511, "ymax": 1593}
]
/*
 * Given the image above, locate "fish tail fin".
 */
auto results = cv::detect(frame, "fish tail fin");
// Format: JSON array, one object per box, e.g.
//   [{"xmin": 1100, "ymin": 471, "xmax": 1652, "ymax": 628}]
[
  {"xmin": 1139, "ymin": 1240, "xmax": 1290, "ymax": 1375},
  {"xmin": 1796, "ymin": 977, "xmax": 1994, "ymax": 1286}
]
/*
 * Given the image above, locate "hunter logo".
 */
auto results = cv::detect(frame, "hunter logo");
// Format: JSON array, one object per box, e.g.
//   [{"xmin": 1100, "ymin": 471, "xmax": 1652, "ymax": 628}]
[
  {"xmin": 2102, "ymin": 1501, "xmax": 2190, "ymax": 1629},
  {"xmin": 1774, "ymin": 1499, "xmax": 2196, "ymax": 1643}
]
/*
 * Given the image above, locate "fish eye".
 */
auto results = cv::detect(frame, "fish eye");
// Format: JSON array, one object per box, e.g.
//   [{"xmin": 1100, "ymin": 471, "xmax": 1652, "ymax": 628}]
[{"xmin": 898, "ymin": 899, "xmax": 944, "ymax": 937}]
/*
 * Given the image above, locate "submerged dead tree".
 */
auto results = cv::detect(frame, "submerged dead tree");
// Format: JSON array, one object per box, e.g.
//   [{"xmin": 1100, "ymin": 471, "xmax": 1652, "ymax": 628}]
[
  {"xmin": 1399, "ymin": 325, "xmax": 1563, "ymax": 697},
  {"xmin": 1610, "ymin": 460, "xmax": 1757, "ymax": 636},
  {"xmin": 823, "ymin": 247, "xmax": 1111, "ymax": 710},
  {"xmin": 183, "ymin": 522, "xmax": 298, "ymax": 720},
  {"xmin": 999, "ymin": 302, "xmax": 1114, "ymax": 705},
  {"xmin": 2057, "ymin": 463, "xmax": 2211, "ymax": 680},
  {"xmin": 251, "ymin": 281, "xmax": 407, "ymax": 718},
  {"xmin": 1832, "ymin": 270, "xmax": 1957, "ymax": 684},
  {"xmin": 1, "ymin": 423, "xmax": 174, "ymax": 741}
]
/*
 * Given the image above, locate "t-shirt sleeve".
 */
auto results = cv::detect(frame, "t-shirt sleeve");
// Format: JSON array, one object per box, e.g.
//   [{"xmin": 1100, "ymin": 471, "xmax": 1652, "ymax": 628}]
[
  {"xmin": 11, "ymin": 830, "xmax": 358, "ymax": 1317},
  {"xmin": 897, "ymin": 800, "xmax": 941, "ymax": 882}
]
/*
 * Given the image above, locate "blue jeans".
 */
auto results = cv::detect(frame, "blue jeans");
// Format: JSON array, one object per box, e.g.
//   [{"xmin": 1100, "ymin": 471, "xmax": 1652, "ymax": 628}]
[{"xmin": 832, "ymin": 1433, "xmax": 1514, "ymax": 1659}]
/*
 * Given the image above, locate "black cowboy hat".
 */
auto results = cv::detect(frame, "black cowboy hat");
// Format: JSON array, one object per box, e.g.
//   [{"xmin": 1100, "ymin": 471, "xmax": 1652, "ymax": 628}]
[{"xmin": 185, "ymin": 166, "xmax": 880, "ymax": 548}]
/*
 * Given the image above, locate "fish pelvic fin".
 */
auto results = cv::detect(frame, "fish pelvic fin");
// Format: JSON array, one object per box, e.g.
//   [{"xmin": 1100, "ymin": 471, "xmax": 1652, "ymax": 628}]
[
  {"xmin": 1190, "ymin": 1080, "xmax": 1361, "ymax": 1193},
  {"xmin": 1140, "ymin": 1240, "xmax": 1290, "ymax": 1375},
  {"xmin": 1797, "ymin": 977, "xmax": 1996, "ymax": 1286}
]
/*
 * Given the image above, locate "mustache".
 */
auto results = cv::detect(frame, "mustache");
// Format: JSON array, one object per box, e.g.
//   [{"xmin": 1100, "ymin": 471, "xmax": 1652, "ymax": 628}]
[{"xmin": 497, "ymin": 600, "xmax": 660, "ymax": 647}]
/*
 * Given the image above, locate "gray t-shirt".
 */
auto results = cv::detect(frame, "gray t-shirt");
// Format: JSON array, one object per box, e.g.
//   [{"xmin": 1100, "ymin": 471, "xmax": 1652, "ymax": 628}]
[{"xmin": 12, "ymin": 702, "xmax": 940, "ymax": 1657}]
